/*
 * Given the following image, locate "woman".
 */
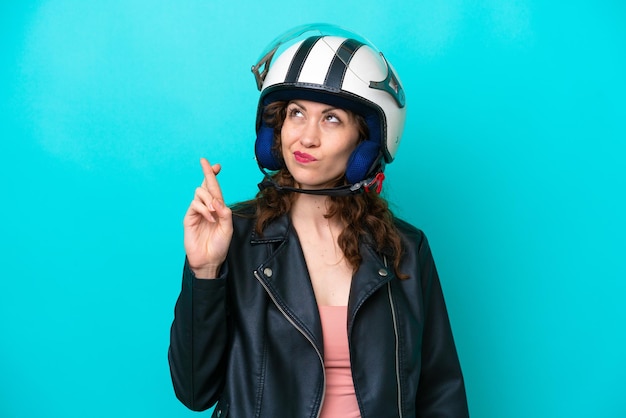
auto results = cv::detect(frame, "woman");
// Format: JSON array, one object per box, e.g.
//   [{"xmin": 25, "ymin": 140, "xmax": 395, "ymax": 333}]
[{"xmin": 169, "ymin": 24, "xmax": 469, "ymax": 417}]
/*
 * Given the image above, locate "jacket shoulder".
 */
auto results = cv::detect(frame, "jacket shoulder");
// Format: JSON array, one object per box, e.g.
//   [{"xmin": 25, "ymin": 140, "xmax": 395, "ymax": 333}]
[
  {"xmin": 231, "ymin": 200, "xmax": 256, "ymax": 217},
  {"xmin": 226, "ymin": 201, "xmax": 257, "ymax": 244},
  {"xmin": 393, "ymin": 216, "xmax": 427, "ymax": 247}
]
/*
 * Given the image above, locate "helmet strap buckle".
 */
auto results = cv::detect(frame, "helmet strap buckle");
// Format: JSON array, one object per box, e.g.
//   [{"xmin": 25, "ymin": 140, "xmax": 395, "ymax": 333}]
[{"xmin": 365, "ymin": 172, "xmax": 386, "ymax": 194}]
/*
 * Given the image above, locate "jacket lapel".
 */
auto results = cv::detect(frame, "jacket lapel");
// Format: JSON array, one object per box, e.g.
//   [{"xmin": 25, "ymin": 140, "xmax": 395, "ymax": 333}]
[
  {"xmin": 252, "ymin": 215, "xmax": 324, "ymax": 355},
  {"xmin": 347, "ymin": 244, "xmax": 395, "ymax": 333}
]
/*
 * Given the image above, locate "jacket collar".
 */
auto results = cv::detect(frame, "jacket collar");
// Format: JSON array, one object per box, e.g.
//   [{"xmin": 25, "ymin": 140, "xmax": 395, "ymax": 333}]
[{"xmin": 249, "ymin": 213, "xmax": 291, "ymax": 245}]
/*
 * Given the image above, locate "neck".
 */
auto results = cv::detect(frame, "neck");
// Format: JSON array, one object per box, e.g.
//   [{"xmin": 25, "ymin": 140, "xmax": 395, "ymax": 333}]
[
  {"xmin": 291, "ymin": 193, "xmax": 347, "ymax": 230},
  {"xmin": 290, "ymin": 194, "xmax": 347, "ymax": 249},
  {"xmin": 291, "ymin": 193, "xmax": 331, "ymax": 221}
]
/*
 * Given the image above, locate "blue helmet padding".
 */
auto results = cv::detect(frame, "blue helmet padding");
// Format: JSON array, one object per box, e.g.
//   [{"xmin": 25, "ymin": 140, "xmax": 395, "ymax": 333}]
[
  {"xmin": 345, "ymin": 140, "xmax": 381, "ymax": 184},
  {"xmin": 255, "ymin": 125, "xmax": 282, "ymax": 170}
]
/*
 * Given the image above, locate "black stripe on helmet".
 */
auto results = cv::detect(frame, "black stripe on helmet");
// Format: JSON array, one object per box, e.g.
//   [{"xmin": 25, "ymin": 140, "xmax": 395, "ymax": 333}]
[
  {"xmin": 324, "ymin": 38, "xmax": 364, "ymax": 90},
  {"xmin": 284, "ymin": 36, "xmax": 323, "ymax": 84}
]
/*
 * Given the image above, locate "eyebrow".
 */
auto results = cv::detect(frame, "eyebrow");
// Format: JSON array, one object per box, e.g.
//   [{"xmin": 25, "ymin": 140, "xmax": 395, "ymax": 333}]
[{"xmin": 290, "ymin": 100, "xmax": 342, "ymax": 115}]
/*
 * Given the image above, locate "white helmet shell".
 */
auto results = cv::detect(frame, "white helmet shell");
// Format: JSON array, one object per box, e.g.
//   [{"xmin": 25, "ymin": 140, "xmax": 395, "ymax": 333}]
[{"xmin": 252, "ymin": 24, "xmax": 406, "ymax": 184}]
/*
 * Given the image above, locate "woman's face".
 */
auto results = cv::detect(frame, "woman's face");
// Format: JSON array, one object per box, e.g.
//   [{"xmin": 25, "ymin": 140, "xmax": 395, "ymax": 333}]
[{"xmin": 280, "ymin": 100, "xmax": 360, "ymax": 190}]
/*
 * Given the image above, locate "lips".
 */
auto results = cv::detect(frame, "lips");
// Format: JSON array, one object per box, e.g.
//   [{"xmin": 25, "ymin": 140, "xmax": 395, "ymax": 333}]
[{"xmin": 294, "ymin": 151, "xmax": 317, "ymax": 163}]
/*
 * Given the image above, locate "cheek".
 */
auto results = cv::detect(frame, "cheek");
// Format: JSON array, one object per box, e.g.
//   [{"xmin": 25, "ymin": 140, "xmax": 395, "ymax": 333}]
[
  {"xmin": 280, "ymin": 124, "xmax": 294, "ymax": 144},
  {"xmin": 340, "ymin": 146, "xmax": 356, "ymax": 164},
  {"xmin": 279, "ymin": 128, "xmax": 288, "ymax": 151},
  {"xmin": 331, "ymin": 143, "xmax": 357, "ymax": 169},
  {"xmin": 342, "ymin": 133, "xmax": 360, "ymax": 158}
]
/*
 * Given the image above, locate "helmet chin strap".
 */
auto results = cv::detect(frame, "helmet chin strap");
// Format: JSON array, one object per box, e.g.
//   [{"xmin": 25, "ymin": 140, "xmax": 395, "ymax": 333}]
[{"xmin": 256, "ymin": 165, "xmax": 384, "ymax": 197}]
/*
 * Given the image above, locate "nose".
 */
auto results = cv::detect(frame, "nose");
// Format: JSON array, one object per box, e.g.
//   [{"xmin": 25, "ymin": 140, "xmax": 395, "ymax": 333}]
[{"xmin": 299, "ymin": 119, "xmax": 321, "ymax": 148}]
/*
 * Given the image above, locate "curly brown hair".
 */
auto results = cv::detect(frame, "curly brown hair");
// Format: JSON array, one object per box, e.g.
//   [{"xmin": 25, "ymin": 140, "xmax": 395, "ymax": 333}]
[{"xmin": 250, "ymin": 101, "xmax": 407, "ymax": 279}]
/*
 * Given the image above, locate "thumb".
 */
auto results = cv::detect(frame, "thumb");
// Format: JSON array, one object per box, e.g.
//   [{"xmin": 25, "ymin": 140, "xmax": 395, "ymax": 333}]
[{"xmin": 212, "ymin": 197, "xmax": 232, "ymax": 219}]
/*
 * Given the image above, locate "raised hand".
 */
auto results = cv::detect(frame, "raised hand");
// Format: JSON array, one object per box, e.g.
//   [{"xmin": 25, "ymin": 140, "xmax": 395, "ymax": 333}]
[{"xmin": 183, "ymin": 158, "xmax": 234, "ymax": 279}]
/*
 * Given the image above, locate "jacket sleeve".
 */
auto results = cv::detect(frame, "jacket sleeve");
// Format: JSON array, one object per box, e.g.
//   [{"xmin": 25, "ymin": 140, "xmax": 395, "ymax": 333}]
[
  {"xmin": 415, "ymin": 235, "xmax": 470, "ymax": 417},
  {"xmin": 168, "ymin": 259, "xmax": 229, "ymax": 411}
]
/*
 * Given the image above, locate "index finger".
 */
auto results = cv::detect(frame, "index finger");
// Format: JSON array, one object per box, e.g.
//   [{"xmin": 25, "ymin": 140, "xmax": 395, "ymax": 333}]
[{"xmin": 200, "ymin": 157, "xmax": 224, "ymax": 201}]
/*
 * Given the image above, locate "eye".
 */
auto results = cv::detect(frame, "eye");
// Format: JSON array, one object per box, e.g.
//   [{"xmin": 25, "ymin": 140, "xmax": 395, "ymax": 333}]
[
  {"xmin": 324, "ymin": 113, "xmax": 341, "ymax": 124},
  {"xmin": 287, "ymin": 106, "xmax": 304, "ymax": 119}
]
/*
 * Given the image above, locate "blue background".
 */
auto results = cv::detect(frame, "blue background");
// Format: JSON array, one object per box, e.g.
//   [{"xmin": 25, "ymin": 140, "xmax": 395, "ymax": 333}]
[{"xmin": 1, "ymin": 1, "xmax": 625, "ymax": 417}]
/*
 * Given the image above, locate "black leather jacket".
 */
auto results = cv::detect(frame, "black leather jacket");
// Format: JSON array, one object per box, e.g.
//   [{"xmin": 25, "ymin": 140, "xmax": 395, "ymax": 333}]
[{"xmin": 169, "ymin": 208, "xmax": 469, "ymax": 417}]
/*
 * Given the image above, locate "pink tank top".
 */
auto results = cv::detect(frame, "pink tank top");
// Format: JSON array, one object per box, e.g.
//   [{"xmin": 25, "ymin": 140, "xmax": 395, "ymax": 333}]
[{"xmin": 318, "ymin": 305, "xmax": 361, "ymax": 418}]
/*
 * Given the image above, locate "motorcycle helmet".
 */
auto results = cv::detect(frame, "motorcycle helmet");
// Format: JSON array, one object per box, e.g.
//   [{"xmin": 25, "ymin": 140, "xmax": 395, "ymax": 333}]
[{"xmin": 252, "ymin": 23, "xmax": 406, "ymax": 191}]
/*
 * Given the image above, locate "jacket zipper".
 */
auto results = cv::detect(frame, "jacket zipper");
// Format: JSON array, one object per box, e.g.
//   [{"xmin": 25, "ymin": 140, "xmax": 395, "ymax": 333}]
[
  {"xmin": 387, "ymin": 282, "xmax": 403, "ymax": 418},
  {"xmin": 253, "ymin": 271, "xmax": 326, "ymax": 418}
]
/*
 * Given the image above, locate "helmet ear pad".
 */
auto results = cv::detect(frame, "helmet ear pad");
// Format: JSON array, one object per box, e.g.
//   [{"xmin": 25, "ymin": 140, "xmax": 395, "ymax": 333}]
[
  {"xmin": 345, "ymin": 140, "xmax": 381, "ymax": 184},
  {"xmin": 255, "ymin": 124, "xmax": 283, "ymax": 171}
]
